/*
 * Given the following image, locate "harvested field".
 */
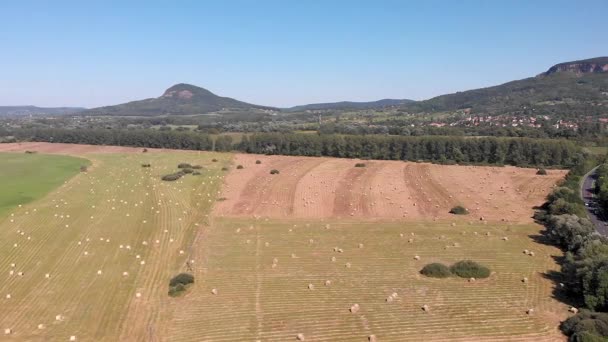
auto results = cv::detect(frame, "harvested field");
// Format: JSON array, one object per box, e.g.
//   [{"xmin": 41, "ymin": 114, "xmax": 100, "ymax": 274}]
[
  {"xmin": 0, "ymin": 142, "xmax": 168, "ymax": 155},
  {"xmin": 166, "ymin": 218, "xmax": 568, "ymax": 341},
  {"xmin": 215, "ymin": 154, "xmax": 567, "ymax": 223}
]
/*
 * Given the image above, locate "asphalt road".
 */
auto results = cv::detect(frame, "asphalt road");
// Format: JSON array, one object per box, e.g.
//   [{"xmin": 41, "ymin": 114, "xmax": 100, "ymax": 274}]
[{"xmin": 581, "ymin": 166, "xmax": 608, "ymax": 236}]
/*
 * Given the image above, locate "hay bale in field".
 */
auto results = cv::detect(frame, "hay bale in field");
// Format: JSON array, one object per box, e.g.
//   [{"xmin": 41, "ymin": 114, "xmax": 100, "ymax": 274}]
[
  {"xmin": 179, "ymin": 250, "xmax": 184, "ymax": 255},
  {"xmin": 10, "ymin": 263, "xmax": 15, "ymax": 268},
  {"xmin": 469, "ymin": 277, "xmax": 476, "ymax": 282},
  {"xmin": 522, "ymin": 277, "xmax": 528, "ymax": 283},
  {"xmin": 569, "ymin": 307, "xmax": 579, "ymax": 314},
  {"xmin": 331, "ymin": 256, "xmax": 336, "ymax": 262},
  {"xmin": 350, "ymin": 304, "xmax": 360, "ymax": 313},
  {"xmin": 502, "ymin": 237, "xmax": 509, "ymax": 241},
  {"xmin": 386, "ymin": 296, "xmax": 393, "ymax": 303},
  {"xmin": 523, "ymin": 249, "xmax": 529, "ymax": 254},
  {"xmin": 55, "ymin": 314, "xmax": 63, "ymax": 321},
  {"xmin": 368, "ymin": 335, "xmax": 377, "ymax": 342},
  {"xmin": 391, "ymin": 292, "xmax": 398, "ymax": 298},
  {"xmin": 297, "ymin": 333, "xmax": 305, "ymax": 341},
  {"xmin": 308, "ymin": 284, "xmax": 314, "ymax": 290},
  {"xmin": 345, "ymin": 262, "xmax": 351, "ymax": 268},
  {"xmin": 414, "ymin": 255, "xmax": 420, "ymax": 261},
  {"xmin": 17, "ymin": 272, "xmax": 24, "ymax": 276},
  {"xmin": 97, "ymin": 270, "xmax": 102, "ymax": 275},
  {"xmin": 422, "ymin": 304, "xmax": 429, "ymax": 312},
  {"xmin": 526, "ymin": 308, "xmax": 534, "ymax": 315},
  {"xmin": 122, "ymin": 272, "xmax": 129, "ymax": 276},
  {"xmin": 9, "ymin": 270, "xmax": 14, "ymax": 276},
  {"xmin": 338, "ymin": 248, "xmax": 343, "ymax": 253},
  {"xmin": 37, "ymin": 324, "xmax": 44, "ymax": 329},
  {"xmin": 211, "ymin": 288, "xmax": 218, "ymax": 295},
  {"xmin": 529, "ymin": 251, "xmax": 535, "ymax": 256},
  {"xmin": 70, "ymin": 336, "xmax": 77, "ymax": 341},
  {"xmin": 5, "ymin": 294, "xmax": 11, "ymax": 299},
  {"xmin": 325, "ymin": 280, "xmax": 331, "ymax": 286},
  {"xmin": 136, "ymin": 292, "xmax": 142, "ymax": 298},
  {"xmin": 4, "ymin": 328, "xmax": 12, "ymax": 335}
]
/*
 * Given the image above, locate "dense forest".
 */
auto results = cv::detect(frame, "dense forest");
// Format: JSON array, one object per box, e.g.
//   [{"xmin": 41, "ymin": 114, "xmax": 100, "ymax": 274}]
[{"xmin": 6, "ymin": 128, "xmax": 583, "ymax": 168}]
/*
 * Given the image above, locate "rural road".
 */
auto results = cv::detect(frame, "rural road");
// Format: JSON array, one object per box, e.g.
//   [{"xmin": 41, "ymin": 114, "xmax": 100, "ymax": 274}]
[{"xmin": 581, "ymin": 166, "xmax": 608, "ymax": 236}]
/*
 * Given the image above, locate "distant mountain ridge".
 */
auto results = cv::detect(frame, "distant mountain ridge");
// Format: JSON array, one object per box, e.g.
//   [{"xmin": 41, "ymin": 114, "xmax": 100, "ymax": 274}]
[
  {"xmin": 541, "ymin": 57, "xmax": 608, "ymax": 76},
  {"xmin": 81, "ymin": 83, "xmax": 274, "ymax": 116},
  {"xmin": 287, "ymin": 98, "xmax": 414, "ymax": 111},
  {"xmin": 0, "ymin": 106, "xmax": 85, "ymax": 116}
]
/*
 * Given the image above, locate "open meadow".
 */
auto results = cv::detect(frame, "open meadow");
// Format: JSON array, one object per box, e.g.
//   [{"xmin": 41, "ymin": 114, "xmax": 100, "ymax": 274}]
[{"xmin": 0, "ymin": 143, "xmax": 571, "ymax": 341}]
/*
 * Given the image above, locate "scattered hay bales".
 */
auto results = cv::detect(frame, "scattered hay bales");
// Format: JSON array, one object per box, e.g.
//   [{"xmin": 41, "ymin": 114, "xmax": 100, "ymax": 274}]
[
  {"xmin": 413, "ymin": 255, "xmax": 420, "ymax": 261},
  {"xmin": 420, "ymin": 263, "xmax": 452, "ymax": 278},
  {"xmin": 449, "ymin": 205, "xmax": 469, "ymax": 215},
  {"xmin": 450, "ymin": 260, "xmax": 491, "ymax": 279},
  {"xmin": 270, "ymin": 169, "xmax": 280, "ymax": 175}
]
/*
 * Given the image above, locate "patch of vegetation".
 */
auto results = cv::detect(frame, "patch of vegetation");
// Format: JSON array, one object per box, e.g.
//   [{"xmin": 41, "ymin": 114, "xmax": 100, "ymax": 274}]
[
  {"xmin": 221, "ymin": 167, "xmax": 229, "ymax": 171},
  {"xmin": 449, "ymin": 205, "xmax": 469, "ymax": 215},
  {"xmin": 141, "ymin": 163, "xmax": 151, "ymax": 168},
  {"xmin": 177, "ymin": 163, "xmax": 193, "ymax": 169},
  {"xmin": 162, "ymin": 171, "xmax": 185, "ymax": 181},
  {"xmin": 192, "ymin": 171, "xmax": 201, "ymax": 175},
  {"xmin": 168, "ymin": 273, "xmax": 195, "ymax": 297},
  {"xmin": 536, "ymin": 168, "xmax": 548, "ymax": 175},
  {"xmin": 191, "ymin": 165, "xmax": 203, "ymax": 169},
  {"xmin": 355, "ymin": 163, "xmax": 366, "ymax": 167},
  {"xmin": 270, "ymin": 169, "xmax": 280, "ymax": 175},
  {"xmin": 255, "ymin": 160, "xmax": 262, "ymax": 164},
  {"xmin": 24, "ymin": 150, "xmax": 37, "ymax": 154},
  {"xmin": 212, "ymin": 158, "xmax": 218, "ymax": 162},
  {"xmin": 450, "ymin": 260, "xmax": 491, "ymax": 279},
  {"xmin": 561, "ymin": 310, "xmax": 608, "ymax": 341},
  {"xmin": 420, "ymin": 263, "xmax": 452, "ymax": 278},
  {"xmin": 236, "ymin": 165, "xmax": 244, "ymax": 169},
  {"xmin": 142, "ymin": 148, "xmax": 148, "ymax": 153},
  {"xmin": 216, "ymin": 197, "xmax": 227, "ymax": 201},
  {"xmin": 182, "ymin": 168, "xmax": 194, "ymax": 174},
  {"xmin": 80, "ymin": 165, "xmax": 88, "ymax": 172}
]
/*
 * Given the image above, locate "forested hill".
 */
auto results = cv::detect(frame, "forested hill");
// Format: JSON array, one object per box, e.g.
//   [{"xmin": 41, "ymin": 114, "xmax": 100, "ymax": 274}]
[
  {"xmin": 287, "ymin": 98, "xmax": 414, "ymax": 111},
  {"xmin": 399, "ymin": 57, "xmax": 608, "ymax": 117},
  {"xmin": 80, "ymin": 83, "xmax": 275, "ymax": 116}
]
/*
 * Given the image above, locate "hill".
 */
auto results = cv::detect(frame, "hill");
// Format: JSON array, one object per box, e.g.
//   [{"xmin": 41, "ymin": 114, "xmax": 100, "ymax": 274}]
[
  {"xmin": 0, "ymin": 106, "xmax": 85, "ymax": 117},
  {"xmin": 81, "ymin": 83, "xmax": 275, "ymax": 116},
  {"xmin": 400, "ymin": 57, "xmax": 608, "ymax": 118},
  {"xmin": 287, "ymin": 98, "xmax": 414, "ymax": 112}
]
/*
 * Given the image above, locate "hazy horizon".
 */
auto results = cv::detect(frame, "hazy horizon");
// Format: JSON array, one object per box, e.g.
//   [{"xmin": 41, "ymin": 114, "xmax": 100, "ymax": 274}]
[{"xmin": 0, "ymin": 0, "xmax": 606, "ymax": 108}]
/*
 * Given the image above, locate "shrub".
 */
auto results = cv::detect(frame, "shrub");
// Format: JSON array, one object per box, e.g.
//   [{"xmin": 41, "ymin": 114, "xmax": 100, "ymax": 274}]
[
  {"xmin": 182, "ymin": 168, "xmax": 194, "ymax": 174},
  {"xmin": 221, "ymin": 167, "xmax": 229, "ymax": 171},
  {"xmin": 270, "ymin": 169, "xmax": 280, "ymax": 175},
  {"xmin": 216, "ymin": 197, "xmax": 227, "ymax": 201},
  {"xmin": 169, "ymin": 273, "xmax": 195, "ymax": 287},
  {"xmin": 255, "ymin": 160, "xmax": 262, "ymax": 164},
  {"xmin": 212, "ymin": 158, "xmax": 218, "ymax": 162},
  {"xmin": 177, "ymin": 163, "xmax": 192, "ymax": 169},
  {"xmin": 420, "ymin": 263, "xmax": 452, "ymax": 278},
  {"xmin": 450, "ymin": 260, "xmax": 491, "ymax": 278},
  {"xmin": 191, "ymin": 165, "xmax": 203, "ymax": 169},
  {"xmin": 561, "ymin": 310, "xmax": 608, "ymax": 341},
  {"xmin": 142, "ymin": 148, "xmax": 148, "ymax": 153},
  {"xmin": 141, "ymin": 163, "xmax": 151, "ymax": 168},
  {"xmin": 168, "ymin": 283, "xmax": 186, "ymax": 297},
  {"xmin": 355, "ymin": 163, "xmax": 366, "ymax": 167},
  {"xmin": 192, "ymin": 171, "xmax": 201, "ymax": 175},
  {"xmin": 537, "ymin": 168, "xmax": 548, "ymax": 175},
  {"xmin": 449, "ymin": 205, "xmax": 469, "ymax": 215},
  {"xmin": 24, "ymin": 150, "xmax": 37, "ymax": 154},
  {"xmin": 162, "ymin": 171, "xmax": 185, "ymax": 181},
  {"xmin": 236, "ymin": 165, "xmax": 244, "ymax": 169},
  {"xmin": 80, "ymin": 165, "xmax": 88, "ymax": 172}
]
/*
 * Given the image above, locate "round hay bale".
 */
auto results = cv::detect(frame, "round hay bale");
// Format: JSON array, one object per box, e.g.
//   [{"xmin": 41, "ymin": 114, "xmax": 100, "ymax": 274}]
[
  {"xmin": 386, "ymin": 296, "xmax": 393, "ymax": 303},
  {"xmin": 45, "ymin": 273, "xmax": 50, "ymax": 279},
  {"xmin": 325, "ymin": 280, "xmax": 331, "ymax": 286},
  {"xmin": 526, "ymin": 308, "xmax": 534, "ymax": 315},
  {"xmin": 422, "ymin": 304, "xmax": 429, "ymax": 312},
  {"xmin": 414, "ymin": 255, "xmax": 420, "ymax": 261},
  {"xmin": 37, "ymin": 324, "xmax": 45, "ymax": 329},
  {"xmin": 296, "ymin": 333, "xmax": 305, "ymax": 341},
  {"xmin": 4, "ymin": 328, "xmax": 12, "ymax": 335},
  {"xmin": 331, "ymin": 256, "xmax": 336, "ymax": 262},
  {"xmin": 350, "ymin": 304, "xmax": 360, "ymax": 313},
  {"xmin": 55, "ymin": 314, "xmax": 63, "ymax": 321},
  {"xmin": 469, "ymin": 277, "xmax": 476, "ymax": 282},
  {"xmin": 308, "ymin": 284, "xmax": 314, "ymax": 290},
  {"xmin": 522, "ymin": 277, "xmax": 528, "ymax": 283},
  {"xmin": 211, "ymin": 288, "xmax": 218, "ymax": 295},
  {"xmin": 569, "ymin": 307, "xmax": 579, "ymax": 314},
  {"xmin": 135, "ymin": 292, "xmax": 142, "ymax": 298},
  {"xmin": 345, "ymin": 262, "xmax": 351, "ymax": 268},
  {"xmin": 368, "ymin": 335, "xmax": 377, "ymax": 342},
  {"xmin": 70, "ymin": 336, "xmax": 77, "ymax": 341},
  {"xmin": 358, "ymin": 243, "xmax": 364, "ymax": 248},
  {"xmin": 5, "ymin": 294, "xmax": 11, "ymax": 299}
]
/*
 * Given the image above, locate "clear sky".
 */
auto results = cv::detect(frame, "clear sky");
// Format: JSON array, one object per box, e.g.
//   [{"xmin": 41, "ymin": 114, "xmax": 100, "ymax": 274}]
[{"xmin": 0, "ymin": 0, "xmax": 606, "ymax": 108}]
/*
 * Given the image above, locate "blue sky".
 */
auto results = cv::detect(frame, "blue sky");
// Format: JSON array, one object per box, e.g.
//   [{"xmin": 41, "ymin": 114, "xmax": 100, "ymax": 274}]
[{"xmin": 0, "ymin": 0, "xmax": 606, "ymax": 108}]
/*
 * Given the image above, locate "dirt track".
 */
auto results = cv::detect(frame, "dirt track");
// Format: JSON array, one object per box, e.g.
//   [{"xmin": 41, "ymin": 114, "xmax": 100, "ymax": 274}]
[{"xmin": 215, "ymin": 154, "xmax": 567, "ymax": 223}]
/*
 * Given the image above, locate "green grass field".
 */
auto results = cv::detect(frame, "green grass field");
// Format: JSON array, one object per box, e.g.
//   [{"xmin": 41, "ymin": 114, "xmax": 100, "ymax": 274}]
[{"xmin": 0, "ymin": 153, "xmax": 88, "ymax": 217}]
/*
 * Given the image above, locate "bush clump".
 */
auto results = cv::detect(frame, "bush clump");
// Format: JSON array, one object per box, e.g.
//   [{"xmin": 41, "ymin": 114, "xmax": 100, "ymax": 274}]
[
  {"xmin": 270, "ymin": 169, "xmax": 280, "ymax": 175},
  {"xmin": 141, "ymin": 163, "xmax": 151, "ymax": 168},
  {"xmin": 355, "ymin": 163, "xmax": 366, "ymax": 167},
  {"xmin": 191, "ymin": 165, "xmax": 203, "ymax": 169},
  {"xmin": 537, "ymin": 168, "xmax": 548, "ymax": 175},
  {"xmin": 561, "ymin": 310, "xmax": 608, "ymax": 341},
  {"xmin": 212, "ymin": 158, "xmax": 218, "ymax": 162},
  {"xmin": 80, "ymin": 165, "xmax": 88, "ymax": 172},
  {"xmin": 168, "ymin": 273, "xmax": 195, "ymax": 297},
  {"xmin": 420, "ymin": 263, "xmax": 452, "ymax": 278},
  {"xmin": 177, "ymin": 163, "xmax": 192, "ymax": 169},
  {"xmin": 192, "ymin": 171, "xmax": 201, "ymax": 175},
  {"xmin": 162, "ymin": 171, "xmax": 185, "ymax": 181},
  {"xmin": 449, "ymin": 205, "xmax": 469, "ymax": 215},
  {"xmin": 255, "ymin": 160, "xmax": 262, "ymax": 164},
  {"xmin": 221, "ymin": 167, "xmax": 229, "ymax": 171},
  {"xmin": 236, "ymin": 165, "xmax": 244, "ymax": 169},
  {"xmin": 142, "ymin": 148, "xmax": 148, "ymax": 153},
  {"xmin": 450, "ymin": 260, "xmax": 491, "ymax": 279},
  {"xmin": 182, "ymin": 168, "xmax": 194, "ymax": 174},
  {"xmin": 24, "ymin": 150, "xmax": 37, "ymax": 154}
]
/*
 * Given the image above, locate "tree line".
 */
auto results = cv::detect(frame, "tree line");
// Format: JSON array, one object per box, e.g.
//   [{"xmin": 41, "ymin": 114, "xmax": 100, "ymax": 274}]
[{"xmin": 7, "ymin": 128, "xmax": 583, "ymax": 168}]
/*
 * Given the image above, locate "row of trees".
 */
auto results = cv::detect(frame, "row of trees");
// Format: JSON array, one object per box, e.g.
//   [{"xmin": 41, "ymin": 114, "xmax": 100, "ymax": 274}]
[
  {"xmin": 536, "ymin": 154, "xmax": 608, "ymax": 340},
  {"xmin": 238, "ymin": 133, "xmax": 581, "ymax": 168},
  {"xmin": 8, "ymin": 128, "xmax": 582, "ymax": 168}
]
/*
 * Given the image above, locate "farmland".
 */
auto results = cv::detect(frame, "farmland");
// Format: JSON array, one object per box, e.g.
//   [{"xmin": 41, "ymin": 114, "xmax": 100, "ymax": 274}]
[{"xmin": 0, "ymin": 143, "xmax": 570, "ymax": 341}]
